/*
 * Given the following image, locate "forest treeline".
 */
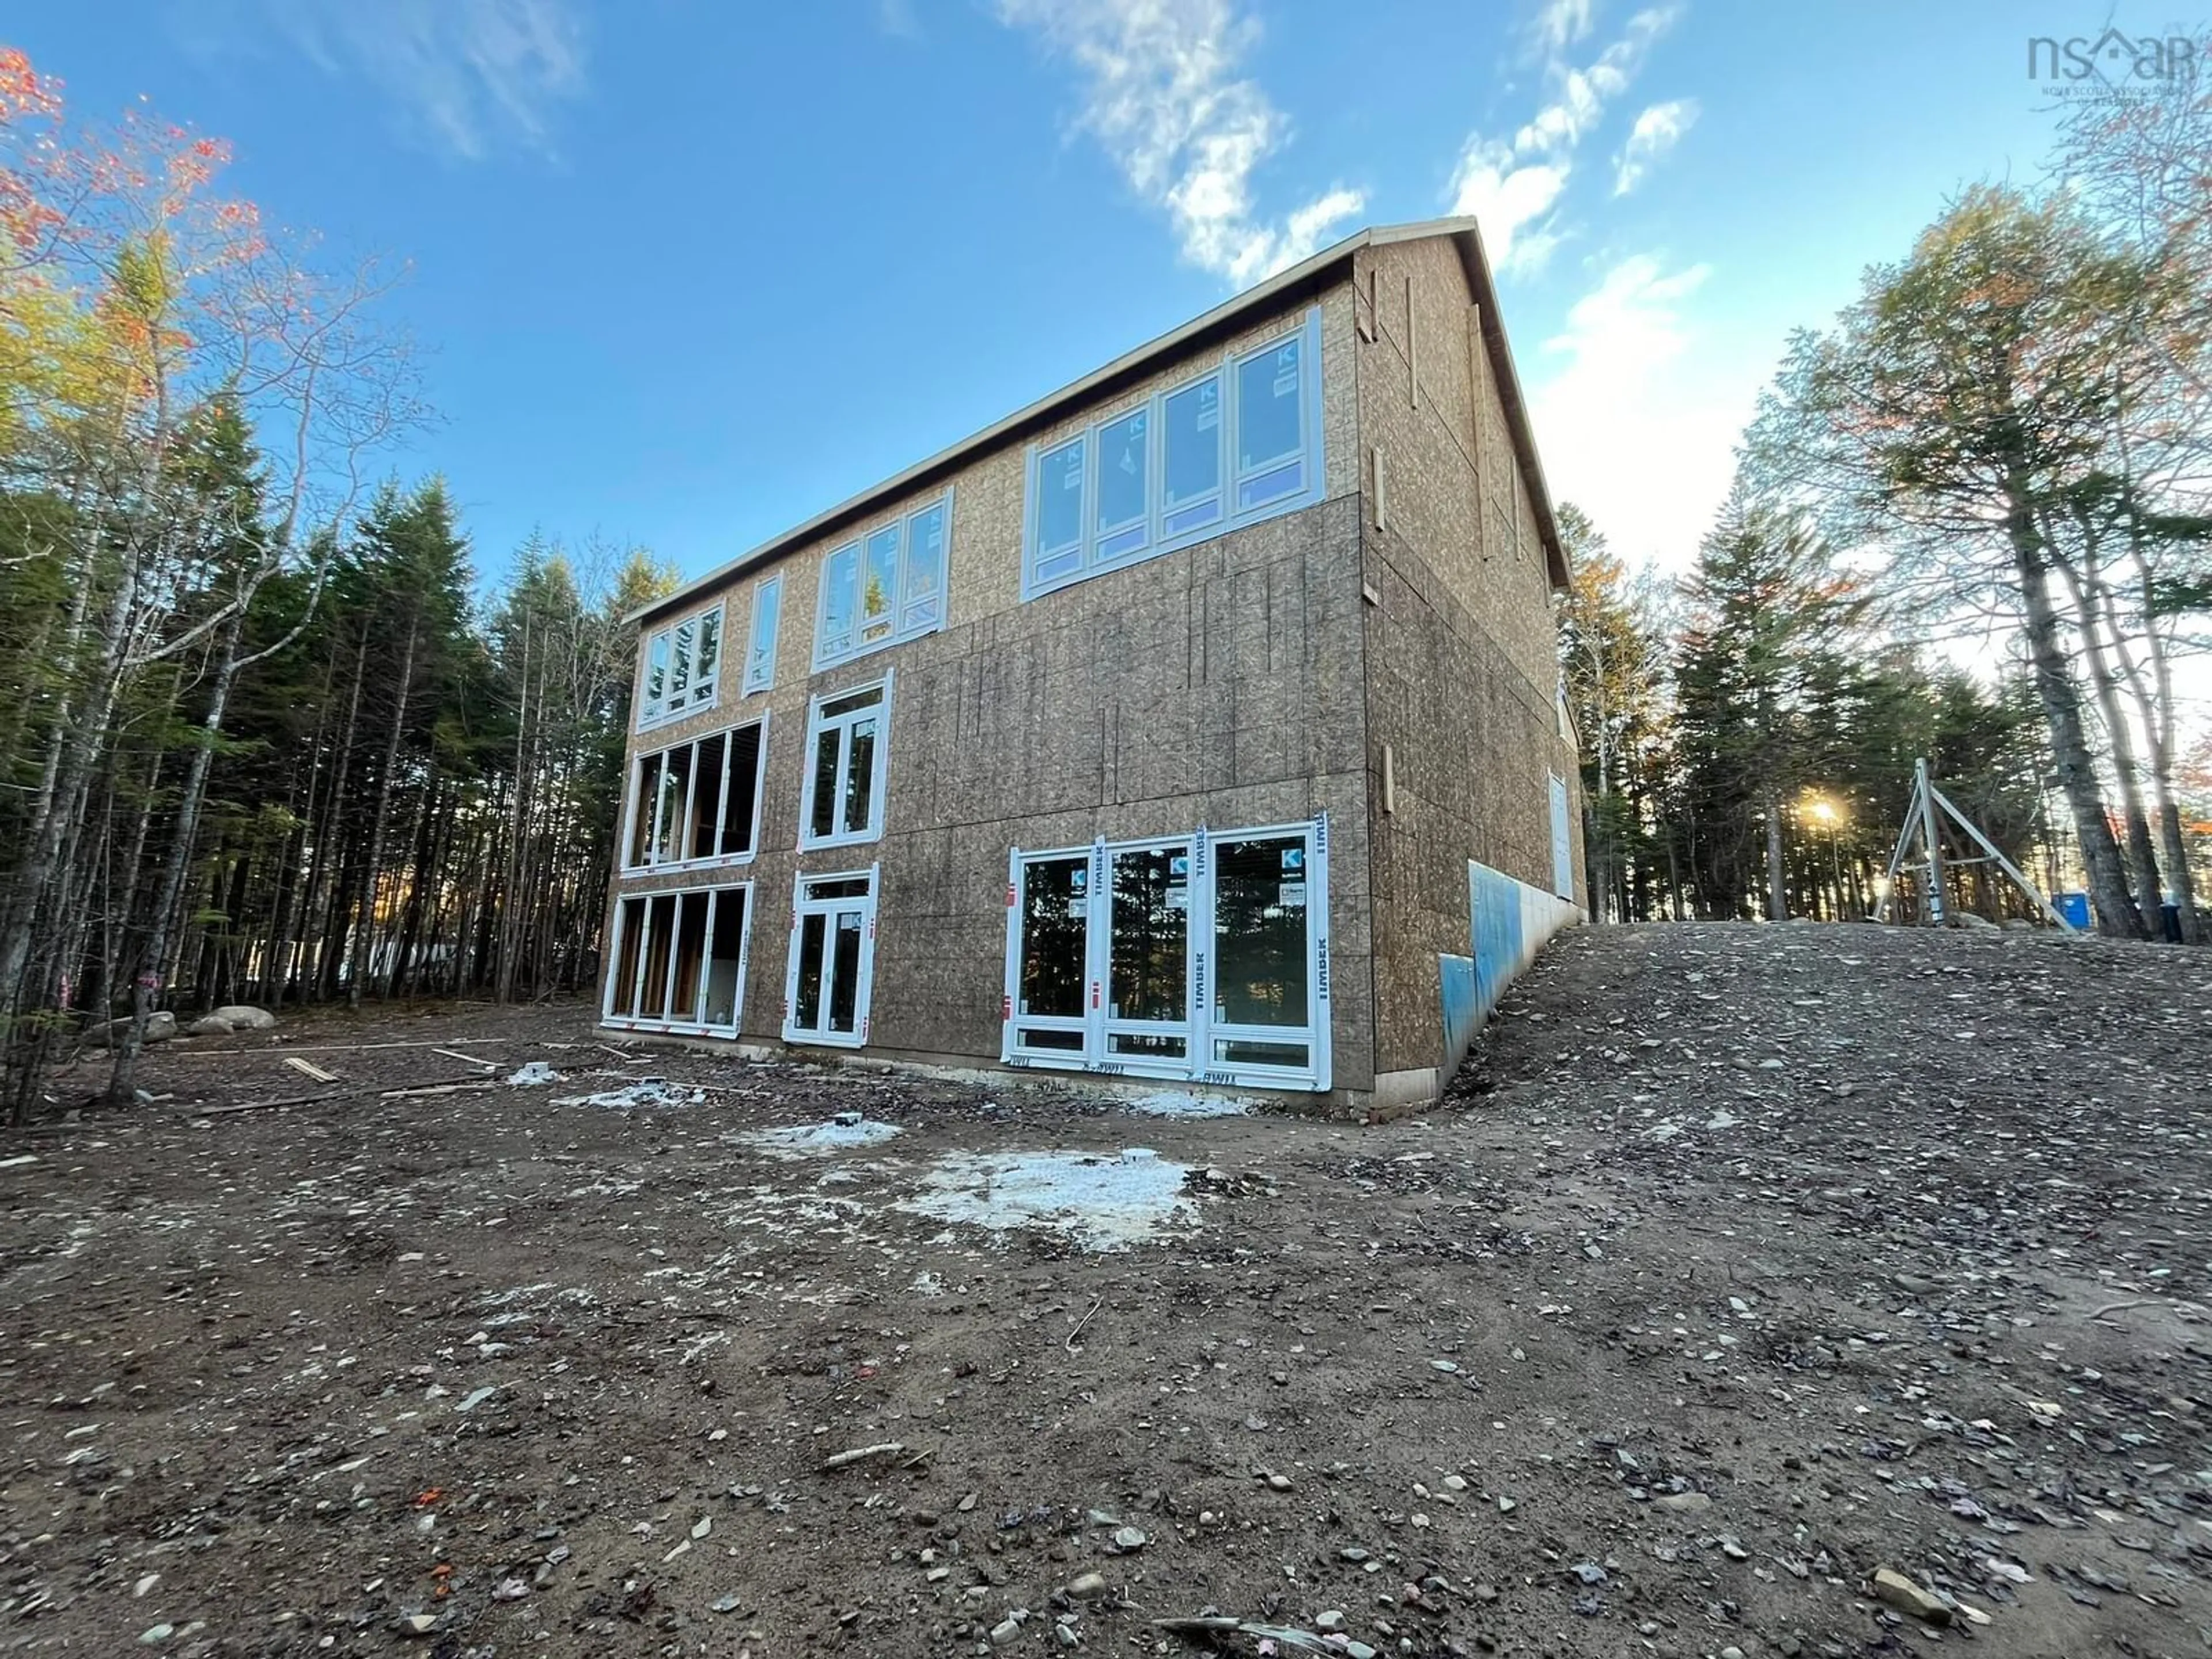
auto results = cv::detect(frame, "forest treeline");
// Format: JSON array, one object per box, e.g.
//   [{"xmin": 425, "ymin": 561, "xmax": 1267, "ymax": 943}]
[
  {"xmin": 0, "ymin": 52, "xmax": 675, "ymax": 1116},
  {"xmin": 1558, "ymin": 73, "xmax": 2211, "ymax": 941}
]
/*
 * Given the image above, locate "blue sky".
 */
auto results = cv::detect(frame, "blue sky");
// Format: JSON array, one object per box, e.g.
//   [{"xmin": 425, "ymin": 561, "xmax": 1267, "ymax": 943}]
[{"xmin": 12, "ymin": 1, "xmax": 2187, "ymax": 590}]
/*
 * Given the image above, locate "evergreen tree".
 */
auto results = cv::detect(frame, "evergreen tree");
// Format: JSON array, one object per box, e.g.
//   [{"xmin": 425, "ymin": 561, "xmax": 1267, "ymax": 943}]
[{"xmin": 1673, "ymin": 486, "xmax": 1868, "ymax": 921}]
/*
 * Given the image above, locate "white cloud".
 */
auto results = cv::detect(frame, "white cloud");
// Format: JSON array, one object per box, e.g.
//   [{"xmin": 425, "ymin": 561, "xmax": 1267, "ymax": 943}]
[
  {"xmin": 878, "ymin": 0, "xmax": 922, "ymax": 39},
  {"xmin": 1446, "ymin": 4, "xmax": 1680, "ymax": 275},
  {"xmin": 997, "ymin": 0, "xmax": 1365, "ymax": 289},
  {"xmin": 1449, "ymin": 147, "xmax": 1569, "ymax": 273},
  {"xmin": 1528, "ymin": 254, "xmax": 1757, "ymax": 571},
  {"xmin": 1614, "ymin": 97, "xmax": 1699, "ymax": 195},
  {"xmin": 272, "ymin": 0, "xmax": 585, "ymax": 159},
  {"xmin": 1527, "ymin": 0, "xmax": 1597, "ymax": 56}
]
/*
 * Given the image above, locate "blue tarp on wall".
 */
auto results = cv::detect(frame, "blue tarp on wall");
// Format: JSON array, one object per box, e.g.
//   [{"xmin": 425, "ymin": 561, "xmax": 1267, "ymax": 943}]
[{"xmin": 1440, "ymin": 859, "xmax": 1581, "ymax": 1063}]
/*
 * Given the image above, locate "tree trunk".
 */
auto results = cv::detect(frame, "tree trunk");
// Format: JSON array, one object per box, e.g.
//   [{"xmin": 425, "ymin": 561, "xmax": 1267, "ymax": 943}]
[
  {"xmin": 2051, "ymin": 546, "xmax": 2166, "ymax": 930},
  {"xmin": 2005, "ymin": 487, "xmax": 2142, "ymax": 938},
  {"xmin": 2112, "ymin": 544, "xmax": 2203, "ymax": 942},
  {"xmin": 107, "ymin": 612, "xmax": 248, "ymax": 1105},
  {"xmin": 1765, "ymin": 796, "xmax": 1788, "ymax": 923},
  {"xmin": 349, "ymin": 618, "xmax": 418, "ymax": 1009}
]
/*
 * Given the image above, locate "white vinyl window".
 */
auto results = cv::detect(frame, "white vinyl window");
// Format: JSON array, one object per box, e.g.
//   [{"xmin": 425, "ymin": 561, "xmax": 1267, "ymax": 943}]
[
  {"xmin": 798, "ymin": 676, "xmax": 891, "ymax": 850},
  {"xmin": 783, "ymin": 868, "xmax": 877, "ymax": 1048},
  {"xmin": 622, "ymin": 719, "xmax": 768, "ymax": 873},
  {"xmin": 637, "ymin": 604, "xmax": 724, "ymax": 730},
  {"xmin": 1550, "ymin": 774, "xmax": 1575, "ymax": 902},
  {"xmin": 604, "ymin": 884, "xmax": 752, "ymax": 1035},
  {"xmin": 743, "ymin": 574, "xmax": 782, "ymax": 695},
  {"xmin": 813, "ymin": 494, "xmax": 950, "ymax": 669},
  {"xmin": 1021, "ymin": 308, "xmax": 1324, "ymax": 600},
  {"xmin": 1001, "ymin": 816, "xmax": 1331, "ymax": 1092}
]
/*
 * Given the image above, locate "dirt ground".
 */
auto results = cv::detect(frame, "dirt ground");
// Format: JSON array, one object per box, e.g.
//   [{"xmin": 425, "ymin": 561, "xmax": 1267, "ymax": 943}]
[{"xmin": 3, "ymin": 923, "xmax": 2210, "ymax": 1659}]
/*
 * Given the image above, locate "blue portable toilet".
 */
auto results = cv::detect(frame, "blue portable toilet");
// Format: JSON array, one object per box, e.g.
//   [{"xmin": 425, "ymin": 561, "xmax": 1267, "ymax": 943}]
[{"xmin": 2056, "ymin": 891, "xmax": 2090, "ymax": 930}]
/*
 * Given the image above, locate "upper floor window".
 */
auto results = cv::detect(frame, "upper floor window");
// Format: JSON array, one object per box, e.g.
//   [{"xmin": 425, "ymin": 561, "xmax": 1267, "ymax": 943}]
[
  {"xmin": 744, "ymin": 574, "xmax": 782, "ymax": 695},
  {"xmin": 799, "ymin": 676, "xmax": 891, "ymax": 850},
  {"xmin": 624, "ymin": 719, "xmax": 767, "ymax": 873},
  {"xmin": 814, "ymin": 495, "xmax": 950, "ymax": 671},
  {"xmin": 1022, "ymin": 308, "xmax": 1323, "ymax": 600},
  {"xmin": 638, "ymin": 605, "xmax": 722, "ymax": 730}
]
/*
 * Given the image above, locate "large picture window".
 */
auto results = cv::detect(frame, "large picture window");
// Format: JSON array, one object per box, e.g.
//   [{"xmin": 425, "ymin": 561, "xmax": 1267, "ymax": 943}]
[
  {"xmin": 798, "ymin": 677, "xmax": 890, "ymax": 851},
  {"xmin": 1001, "ymin": 817, "xmax": 1331, "ymax": 1091},
  {"xmin": 783, "ymin": 869, "xmax": 877, "ymax": 1048},
  {"xmin": 1021, "ymin": 309, "xmax": 1323, "ymax": 600},
  {"xmin": 605, "ymin": 884, "xmax": 751, "ymax": 1034},
  {"xmin": 637, "ymin": 604, "xmax": 723, "ymax": 730},
  {"xmin": 623, "ymin": 719, "xmax": 767, "ymax": 873},
  {"xmin": 814, "ymin": 494, "xmax": 950, "ymax": 669}
]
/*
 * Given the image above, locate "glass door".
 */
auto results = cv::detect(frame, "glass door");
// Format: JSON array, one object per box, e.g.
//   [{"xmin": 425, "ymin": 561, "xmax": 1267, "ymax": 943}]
[
  {"xmin": 785, "ymin": 871, "xmax": 876, "ymax": 1047},
  {"xmin": 1103, "ymin": 842, "xmax": 1191, "ymax": 1066},
  {"xmin": 1002, "ymin": 820, "xmax": 1329, "ymax": 1091},
  {"xmin": 1206, "ymin": 831, "xmax": 1319, "ymax": 1078},
  {"xmin": 1007, "ymin": 855, "xmax": 1088, "ymax": 1060}
]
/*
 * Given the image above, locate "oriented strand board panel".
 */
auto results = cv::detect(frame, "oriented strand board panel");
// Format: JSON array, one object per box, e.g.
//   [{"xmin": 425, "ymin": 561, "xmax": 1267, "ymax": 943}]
[
  {"xmin": 1350, "ymin": 239, "xmax": 1584, "ymax": 1086},
  {"xmin": 726, "ymin": 494, "xmax": 1377, "ymax": 1094}
]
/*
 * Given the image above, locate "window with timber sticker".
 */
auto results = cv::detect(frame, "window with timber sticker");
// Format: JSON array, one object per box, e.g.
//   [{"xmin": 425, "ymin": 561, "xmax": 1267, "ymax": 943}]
[
  {"xmin": 784, "ymin": 869, "xmax": 876, "ymax": 1047},
  {"xmin": 604, "ymin": 884, "xmax": 751, "ymax": 1033},
  {"xmin": 1021, "ymin": 309, "xmax": 1323, "ymax": 600},
  {"xmin": 813, "ymin": 495, "xmax": 949, "ymax": 669},
  {"xmin": 1001, "ymin": 817, "xmax": 1330, "ymax": 1091},
  {"xmin": 623, "ymin": 719, "xmax": 766, "ymax": 872},
  {"xmin": 637, "ymin": 604, "xmax": 723, "ymax": 729},
  {"xmin": 798, "ymin": 677, "xmax": 889, "ymax": 850}
]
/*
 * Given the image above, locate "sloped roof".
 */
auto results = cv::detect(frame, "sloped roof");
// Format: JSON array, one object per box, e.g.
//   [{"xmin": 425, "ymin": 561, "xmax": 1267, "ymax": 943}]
[{"xmin": 633, "ymin": 216, "xmax": 1567, "ymax": 624}]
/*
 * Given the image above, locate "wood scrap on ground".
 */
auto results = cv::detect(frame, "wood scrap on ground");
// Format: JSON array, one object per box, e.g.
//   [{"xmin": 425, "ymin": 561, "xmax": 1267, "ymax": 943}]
[
  {"xmin": 162, "ymin": 1038, "xmax": 512, "ymax": 1059},
  {"xmin": 282, "ymin": 1056, "xmax": 339, "ymax": 1084},
  {"xmin": 191, "ymin": 1089, "xmax": 368, "ymax": 1117},
  {"xmin": 431, "ymin": 1047, "xmax": 499, "ymax": 1070},
  {"xmin": 820, "ymin": 1442, "xmax": 905, "ymax": 1471}
]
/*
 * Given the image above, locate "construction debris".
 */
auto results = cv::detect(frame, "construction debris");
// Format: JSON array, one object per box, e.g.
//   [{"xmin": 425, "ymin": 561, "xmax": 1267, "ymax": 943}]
[
  {"xmin": 1155, "ymin": 1616, "xmax": 1380, "ymax": 1657},
  {"xmin": 819, "ymin": 1442, "xmax": 904, "ymax": 1471}
]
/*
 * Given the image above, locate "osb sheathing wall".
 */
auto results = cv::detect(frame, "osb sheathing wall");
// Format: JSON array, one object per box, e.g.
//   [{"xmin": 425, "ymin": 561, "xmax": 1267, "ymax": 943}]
[
  {"xmin": 1351, "ymin": 236, "xmax": 1585, "ymax": 1090},
  {"xmin": 605, "ymin": 281, "xmax": 1379, "ymax": 1097}
]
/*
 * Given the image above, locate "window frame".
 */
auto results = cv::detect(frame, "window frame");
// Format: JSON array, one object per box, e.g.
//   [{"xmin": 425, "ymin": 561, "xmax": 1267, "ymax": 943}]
[
  {"xmin": 743, "ymin": 573, "xmax": 782, "ymax": 696},
  {"xmin": 999, "ymin": 814, "xmax": 1332, "ymax": 1093},
  {"xmin": 619, "ymin": 715, "xmax": 770, "ymax": 876},
  {"xmin": 1020, "ymin": 307, "xmax": 1325, "ymax": 603},
  {"xmin": 782, "ymin": 865, "xmax": 880, "ymax": 1049},
  {"xmin": 636, "ymin": 602, "xmax": 725, "ymax": 732},
  {"xmin": 601, "ymin": 880, "xmax": 753, "ymax": 1037},
  {"xmin": 1549, "ymin": 773, "xmax": 1575, "ymax": 902},
  {"xmin": 811, "ymin": 491, "xmax": 953, "ymax": 672},
  {"xmin": 796, "ymin": 672, "xmax": 893, "ymax": 853}
]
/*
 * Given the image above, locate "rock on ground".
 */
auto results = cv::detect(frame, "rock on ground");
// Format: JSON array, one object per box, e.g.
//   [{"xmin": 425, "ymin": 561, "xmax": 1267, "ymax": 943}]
[{"xmin": 77, "ymin": 1009, "xmax": 176, "ymax": 1048}]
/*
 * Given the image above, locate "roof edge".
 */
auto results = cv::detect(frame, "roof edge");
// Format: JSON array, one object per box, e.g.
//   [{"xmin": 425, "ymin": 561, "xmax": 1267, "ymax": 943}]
[
  {"xmin": 1438, "ymin": 225, "xmax": 1571, "ymax": 593},
  {"xmin": 628, "ymin": 213, "xmax": 1568, "ymax": 626}
]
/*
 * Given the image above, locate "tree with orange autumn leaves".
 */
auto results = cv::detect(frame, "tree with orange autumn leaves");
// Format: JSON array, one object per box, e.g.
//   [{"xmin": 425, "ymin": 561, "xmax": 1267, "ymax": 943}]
[
  {"xmin": 0, "ymin": 47, "xmax": 416, "ymax": 1111},
  {"xmin": 2, "ymin": 47, "xmax": 668, "ymax": 1124}
]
